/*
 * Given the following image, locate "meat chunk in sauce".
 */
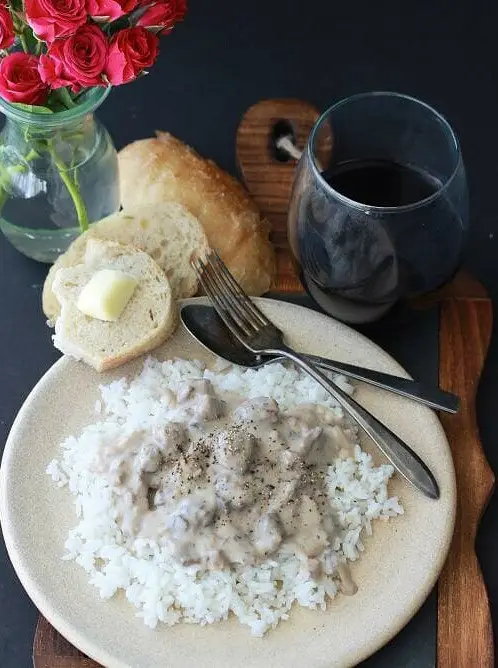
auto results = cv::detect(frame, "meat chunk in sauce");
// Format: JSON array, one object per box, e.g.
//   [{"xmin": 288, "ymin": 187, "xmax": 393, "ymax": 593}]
[
  {"xmin": 167, "ymin": 490, "xmax": 217, "ymax": 536},
  {"xmin": 100, "ymin": 383, "xmax": 351, "ymax": 571},
  {"xmin": 233, "ymin": 397, "xmax": 279, "ymax": 424},
  {"xmin": 213, "ymin": 428, "xmax": 255, "ymax": 474},
  {"xmin": 176, "ymin": 379, "xmax": 225, "ymax": 422},
  {"xmin": 254, "ymin": 513, "xmax": 283, "ymax": 556},
  {"xmin": 159, "ymin": 423, "xmax": 187, "ymax": 460},
  {"xmin": 293, "ymin": 495, "xmax": 330, "ymax": 557},
  {"xmin": 214, "ymin": 471, "xmax": 253, "ymax": 509}
]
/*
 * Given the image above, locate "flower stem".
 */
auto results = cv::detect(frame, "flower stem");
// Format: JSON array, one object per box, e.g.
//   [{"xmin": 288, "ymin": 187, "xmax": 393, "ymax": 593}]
[
  {"xmin": 0, "ymin": 184, "xmax": 8, "ymax": 211},
  {"xmin": 51, "ymin": 152, "xmax": 89, "ymax": 233},
  {"xmin": 19, "ymin": 33, "xmax": 28, "ymax": 53},
  {"xmin": 57, "ymin": 87, "xmax": 77, "ymax": 109}
]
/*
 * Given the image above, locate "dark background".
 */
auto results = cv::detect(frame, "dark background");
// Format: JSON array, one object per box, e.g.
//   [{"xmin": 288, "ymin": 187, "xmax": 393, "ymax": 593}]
[{"xmin": 1, "ymin": 1, "xmax": 498, "ymax": 665}]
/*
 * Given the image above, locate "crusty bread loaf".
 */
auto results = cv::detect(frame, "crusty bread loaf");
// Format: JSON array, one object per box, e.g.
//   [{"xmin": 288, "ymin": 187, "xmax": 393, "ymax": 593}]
[
  {"xmin": 118, "ymin": 132, "xmax": 276, "ymax": 296},
  {"xmin": 43, "ymin": 203, "xmax": 208, "ymax": 324},
  {"xmin": 52, "ymin": 239, "xmax": 177, "ymax": 372}
]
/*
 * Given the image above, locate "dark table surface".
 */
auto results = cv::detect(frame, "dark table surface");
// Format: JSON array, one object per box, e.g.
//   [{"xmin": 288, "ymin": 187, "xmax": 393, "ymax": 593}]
[{"xmin": 2, "ymin": 1, "xmax": 498, "ymax": 666}]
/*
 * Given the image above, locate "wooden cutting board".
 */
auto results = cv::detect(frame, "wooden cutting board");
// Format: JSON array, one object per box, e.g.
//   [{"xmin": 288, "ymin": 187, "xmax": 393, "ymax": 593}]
[{"xmin": 32, "ymin": 99, "xmax": 495, "ymax": 668}]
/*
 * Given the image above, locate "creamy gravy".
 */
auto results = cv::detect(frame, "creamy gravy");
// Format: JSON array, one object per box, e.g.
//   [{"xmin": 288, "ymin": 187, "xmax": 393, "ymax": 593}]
[{"xmin": 94, "ymin": 379, "xmax": 357, "ymax": 572}]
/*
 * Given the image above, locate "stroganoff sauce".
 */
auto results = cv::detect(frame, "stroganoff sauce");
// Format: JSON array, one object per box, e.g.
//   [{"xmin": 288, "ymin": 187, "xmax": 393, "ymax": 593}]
[{"xmin": 94, "ymin": 378, "xmax": 358, "ymax": 586}]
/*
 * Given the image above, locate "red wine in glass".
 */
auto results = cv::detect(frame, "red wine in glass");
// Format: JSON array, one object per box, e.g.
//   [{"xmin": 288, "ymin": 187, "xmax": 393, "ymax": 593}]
[{"xmin": 288, "ymin": 93, "xmax": 469, "ymax": 324}]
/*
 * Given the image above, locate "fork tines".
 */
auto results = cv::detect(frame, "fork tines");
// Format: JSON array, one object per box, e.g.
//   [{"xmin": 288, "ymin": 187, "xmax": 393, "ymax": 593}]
[{"xmin": 191, "ymin": 251, "xmax": 270, "ymax": 339}]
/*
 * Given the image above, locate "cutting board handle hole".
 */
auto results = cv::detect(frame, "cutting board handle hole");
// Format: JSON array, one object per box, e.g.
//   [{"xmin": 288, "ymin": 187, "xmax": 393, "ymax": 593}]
[{"xmin": 270, "ymin": 119, "xmax": 297, "ymax": 162}]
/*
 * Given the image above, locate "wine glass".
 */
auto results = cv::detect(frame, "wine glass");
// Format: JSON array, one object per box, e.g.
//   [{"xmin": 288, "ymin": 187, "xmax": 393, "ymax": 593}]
[{"xmin": 287, "ymin": 92, "xmax": 469, "ymax": 324}]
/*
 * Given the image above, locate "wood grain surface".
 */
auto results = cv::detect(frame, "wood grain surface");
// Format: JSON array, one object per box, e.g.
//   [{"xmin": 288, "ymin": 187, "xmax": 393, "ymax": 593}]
[
  {"xmin": 437, "ymin": 298, "xmax": 495, "ymax": 668},
  {"xmin": 236, "ymin": 98, "xmax": 331, "ymax": 293},
  {"xmin": 32, "ymin": 98, "xmax": 495, "ymax": 668},
  {"xmin": 33, "ymin": 621, "xmax": 99, "ymax": 668}
]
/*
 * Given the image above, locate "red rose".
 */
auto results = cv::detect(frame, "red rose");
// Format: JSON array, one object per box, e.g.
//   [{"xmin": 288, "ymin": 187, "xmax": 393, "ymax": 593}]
[
  {"xmin": 86, "ymin": 0, "xmax": 138, "ymax": 22},
  {"xmin": 40, "ymin": 25, "xmax": 108, "ymax": 92},
  {"xmin": 25, "ymin": 0, "xmax": 87, "ymax": 43},
  {"xmin": 39, "ymin": 54, "xmax": 75, "ymax": 90},
  {"xmin": 172, "ymin": 0, "xmax": 186, "ymax": 21},
  {"xmin": 137, "ymin": 0, "xmax": 186, "ymax": 33},
  {"xmin": 0, "ymin": 53, "xmax": 48, "ymax": 105},
  {"xmin": 105, "ymin": 27, "xmax": 159, "ymax": 85},
  {"xmin": 165, "ymin": 0, "xmax": 186, "ymax": 21},
  {"xmin": 0, "ymin": 5, "xmax": 15, "ymax": 50}
]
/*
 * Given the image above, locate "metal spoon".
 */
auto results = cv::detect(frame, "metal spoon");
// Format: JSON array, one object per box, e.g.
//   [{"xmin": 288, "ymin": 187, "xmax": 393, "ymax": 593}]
[{"xmin": 180, "ymin": 303, "xmax": 459, "ymax": 414}]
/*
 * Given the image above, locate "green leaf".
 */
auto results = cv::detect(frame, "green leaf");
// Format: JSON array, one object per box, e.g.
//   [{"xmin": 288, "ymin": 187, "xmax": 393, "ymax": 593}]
[
  {"xmin": 24, "ymin": 27, "xmax": 44, "ymax": 55},
  {"xmin": 11, "ymin": 103, "xmax": 54, "ymax": 114}
]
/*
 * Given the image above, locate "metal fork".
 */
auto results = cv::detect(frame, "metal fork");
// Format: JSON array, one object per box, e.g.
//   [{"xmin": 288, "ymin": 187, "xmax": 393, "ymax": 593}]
[{"xmin": 192, "ymin": 251, "xmax": 440, "ymax": 500}]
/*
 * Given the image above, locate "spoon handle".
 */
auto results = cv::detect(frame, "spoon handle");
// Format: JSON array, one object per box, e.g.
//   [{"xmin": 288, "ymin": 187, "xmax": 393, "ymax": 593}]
[
  {"xmin": 273, "ymin": 345, "xmax": 440, "ymax": 500},
  {"xmin": 305, "ymin": 354, "xmax": 459, "ymax": 414}
]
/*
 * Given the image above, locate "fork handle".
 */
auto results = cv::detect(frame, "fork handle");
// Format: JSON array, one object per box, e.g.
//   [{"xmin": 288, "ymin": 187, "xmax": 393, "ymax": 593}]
[{"xmin": 274, "ymin": 345, "xmax": 440, "ymax": 499}]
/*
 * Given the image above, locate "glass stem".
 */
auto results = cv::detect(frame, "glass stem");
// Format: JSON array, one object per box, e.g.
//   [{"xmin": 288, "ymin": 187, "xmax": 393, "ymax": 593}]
[{"xmin": 51, "ymin": 151, "xmax": 89, "ymax": 233}]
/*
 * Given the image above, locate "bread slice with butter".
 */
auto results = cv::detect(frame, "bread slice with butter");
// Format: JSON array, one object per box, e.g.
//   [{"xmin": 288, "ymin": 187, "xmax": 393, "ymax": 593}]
[
  {"xmin": 43, "ymin": 202, "xmax": 208, "ymax": 325},
  {"xmin": 52, "ymin": 239, "xmax": 177, "ymax": 372},
  {"xmin": 76, "ymin": 269, "xmax": 138, "ymax": 321}
]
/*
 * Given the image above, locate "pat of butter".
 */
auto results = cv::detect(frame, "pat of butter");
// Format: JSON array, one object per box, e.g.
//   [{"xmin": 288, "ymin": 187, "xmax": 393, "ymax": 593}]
[{"xmin": 77, "ymin": 269, "xmax": 138, "ymax": 321}]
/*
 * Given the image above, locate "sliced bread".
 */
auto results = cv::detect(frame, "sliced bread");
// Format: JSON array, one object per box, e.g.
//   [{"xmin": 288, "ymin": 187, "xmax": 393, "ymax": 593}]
[
  {"xmin": 118, "ymin": 132, "xmax": 276, "ymax": 296},
  {"xmin": 43, "ymin": 203, "xmax": 208, "ymax": 324},
  {"xmin": 52, "ymin": 239, "xmax": 177, "ymax": 372}
]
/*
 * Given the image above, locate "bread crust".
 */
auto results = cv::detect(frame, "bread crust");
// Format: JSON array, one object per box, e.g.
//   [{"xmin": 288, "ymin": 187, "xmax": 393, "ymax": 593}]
[
  {"xmin": 52, "ymin": 240, "xmax": 178, "ymax": 372},
  {"xmin": 118, "ymin": 132, "xmax": 276, "ymax": 296},
  {"xmin": 42, "ymin": 203, "xmax": 208, "ymax": 324}
]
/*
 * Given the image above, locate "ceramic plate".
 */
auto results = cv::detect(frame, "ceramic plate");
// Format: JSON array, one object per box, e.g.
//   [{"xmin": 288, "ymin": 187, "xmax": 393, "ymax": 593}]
[{"xmin": 0, "ymin": 298, "xmax": 456, "ymax": 668}]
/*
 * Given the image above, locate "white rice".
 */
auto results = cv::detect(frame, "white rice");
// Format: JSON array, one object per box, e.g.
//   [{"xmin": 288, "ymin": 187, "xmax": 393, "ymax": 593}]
[{"xmin": 47, "ymin": 357, "xmax": 403, "ymax": 636}]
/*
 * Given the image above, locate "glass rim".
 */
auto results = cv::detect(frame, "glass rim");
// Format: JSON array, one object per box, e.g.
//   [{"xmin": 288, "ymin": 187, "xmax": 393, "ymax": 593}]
[
  {"xmin": 307, "ymin": 91, "xmax": 463, "ymax": 214},
  {"xmin": 0, "ymin": 86, "xmax": 111, "ymax": 126}
]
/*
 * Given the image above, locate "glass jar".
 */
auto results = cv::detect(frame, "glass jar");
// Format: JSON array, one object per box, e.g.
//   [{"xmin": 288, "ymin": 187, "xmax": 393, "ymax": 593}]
[{"xmin": 0, "ymin": 87, "xmax": 120, "ymax": 262}]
